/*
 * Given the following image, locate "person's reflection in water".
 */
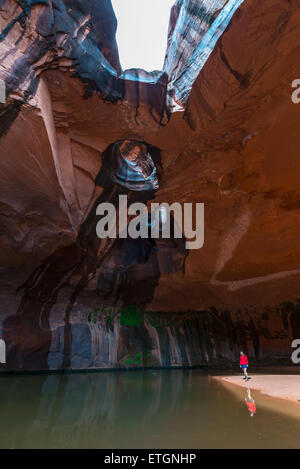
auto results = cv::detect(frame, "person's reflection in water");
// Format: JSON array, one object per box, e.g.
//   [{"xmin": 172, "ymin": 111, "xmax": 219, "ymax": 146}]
[{"xmin": 245, "ymin": 388, "xmax": 256, "ymax": 417}]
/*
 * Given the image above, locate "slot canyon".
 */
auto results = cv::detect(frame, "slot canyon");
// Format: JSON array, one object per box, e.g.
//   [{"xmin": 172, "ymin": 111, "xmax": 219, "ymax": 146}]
[{"xmin": 0, "ymin": 0, "xmax": 300, "ymax": 371}]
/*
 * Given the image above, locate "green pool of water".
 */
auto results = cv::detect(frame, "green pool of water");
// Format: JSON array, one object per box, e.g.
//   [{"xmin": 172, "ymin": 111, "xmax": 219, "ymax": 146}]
[{"xmin": 0, "ymin": 369, "xmax": 299, "ymax": 449}]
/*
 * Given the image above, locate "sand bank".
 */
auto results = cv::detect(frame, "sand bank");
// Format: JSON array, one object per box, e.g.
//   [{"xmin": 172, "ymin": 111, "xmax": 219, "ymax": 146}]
[{"xmin": 215, "ymin": 374, "xmax": 300, "ymax": 404}]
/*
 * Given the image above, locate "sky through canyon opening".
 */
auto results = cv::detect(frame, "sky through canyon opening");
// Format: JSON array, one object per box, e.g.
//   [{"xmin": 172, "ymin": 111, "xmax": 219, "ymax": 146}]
[{"xmin": 111, "ymin": 0, "xmax": 175, "ymax": 72}]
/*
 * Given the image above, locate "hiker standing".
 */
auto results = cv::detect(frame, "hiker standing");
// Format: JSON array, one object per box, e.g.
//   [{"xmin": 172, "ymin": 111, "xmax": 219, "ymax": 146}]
[{"xmin": 240, "ymin": 351, "xmax": 249, "ymax": 381}]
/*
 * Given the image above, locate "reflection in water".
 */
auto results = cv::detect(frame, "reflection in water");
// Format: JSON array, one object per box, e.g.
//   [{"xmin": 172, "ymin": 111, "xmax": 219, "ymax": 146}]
[
  {"xmin": 0, "ymin": 370, "xmax": 299, "ymax": 449},
  {"xmin": 245, "ymin": 388, "xmax": 256, "ymax": 417}
]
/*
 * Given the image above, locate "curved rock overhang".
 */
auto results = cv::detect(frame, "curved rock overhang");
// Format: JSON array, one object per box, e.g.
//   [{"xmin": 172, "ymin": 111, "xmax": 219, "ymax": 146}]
[{"xmin": 0, "ymin": 0, "xmax": 244, "ymax": 121}]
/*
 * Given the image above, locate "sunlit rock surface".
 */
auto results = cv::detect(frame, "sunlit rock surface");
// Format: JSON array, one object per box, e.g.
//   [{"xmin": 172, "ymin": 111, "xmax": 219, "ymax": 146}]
[
  {"xmin": 0, "ymin": 0, "xmax": 300, "ymax": 371},
  {"xmin": 164, "ymin": 0, "xmax": 245, "ymax": 110}
]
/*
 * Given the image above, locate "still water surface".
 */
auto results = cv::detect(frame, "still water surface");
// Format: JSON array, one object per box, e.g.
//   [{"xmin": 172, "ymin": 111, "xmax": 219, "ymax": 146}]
[{"xmin": 0, "ymin": 369, "xmax": 299, "ymax": 449}]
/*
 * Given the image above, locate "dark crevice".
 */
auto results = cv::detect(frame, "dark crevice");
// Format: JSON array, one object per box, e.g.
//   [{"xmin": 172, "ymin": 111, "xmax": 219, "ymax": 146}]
[{"xmin": 219, "ymin": 39, "xmax": 252, "ymax": 89}]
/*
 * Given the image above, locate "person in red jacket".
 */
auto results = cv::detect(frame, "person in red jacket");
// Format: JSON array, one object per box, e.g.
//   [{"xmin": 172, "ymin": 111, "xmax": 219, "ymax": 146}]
[{"xmin": 240, "ymin": 351, "xmax": 249, "ymax": 381}]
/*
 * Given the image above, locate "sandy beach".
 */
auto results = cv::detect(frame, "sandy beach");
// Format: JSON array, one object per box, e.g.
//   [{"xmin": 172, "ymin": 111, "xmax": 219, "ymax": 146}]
[{"xmin": 215, "ymin": 374, "xmax": 300, "ymax": 405}]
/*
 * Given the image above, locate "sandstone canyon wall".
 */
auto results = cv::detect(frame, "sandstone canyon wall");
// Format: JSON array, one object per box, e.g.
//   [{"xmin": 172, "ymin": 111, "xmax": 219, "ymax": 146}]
[{"xmin": 0, "ymin": 0, "xmax": 300, "ymax": 371}]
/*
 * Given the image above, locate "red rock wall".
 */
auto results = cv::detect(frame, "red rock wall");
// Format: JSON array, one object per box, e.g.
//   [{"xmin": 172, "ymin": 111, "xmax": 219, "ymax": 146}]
[{"xmin": 0, "ymin": 0, "xmax": 300, "ymax": 371}]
